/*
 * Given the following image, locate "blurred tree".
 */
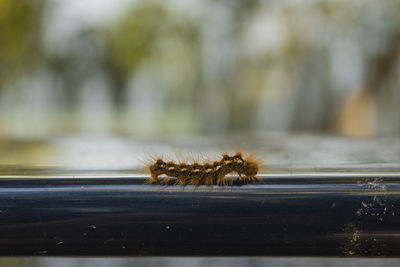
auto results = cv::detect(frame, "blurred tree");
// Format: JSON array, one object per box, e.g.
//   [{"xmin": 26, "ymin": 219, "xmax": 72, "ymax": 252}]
[
  {"xmin": 107, "ymin": 2, "xmax": 199, "ymax": 106},
  {"xmin": 0, "ymin": 0, "xmax": 45, "ymax": 83},
  {"xmin": 331, "ymin": 0, "xmax": 400, "ymax": 136}
]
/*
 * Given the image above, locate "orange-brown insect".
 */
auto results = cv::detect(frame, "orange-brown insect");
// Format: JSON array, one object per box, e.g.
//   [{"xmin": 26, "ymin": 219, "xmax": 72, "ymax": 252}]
[{"xmin": 146, "ymin": 152, "xmax": 260, "ymax": 186}]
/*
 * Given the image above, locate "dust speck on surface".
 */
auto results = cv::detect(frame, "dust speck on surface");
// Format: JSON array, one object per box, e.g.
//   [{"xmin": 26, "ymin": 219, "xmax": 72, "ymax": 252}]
[
  {"xmin": 355, "ymin": 178, "xmax": 390, "ymax": 221},
  {"xmin": 341, "ymin": 222, "xmax": 361, "ymax": 256},
  {"xmin": 342, "ymin": 178, "xmax": 392, "ymax": 256}
]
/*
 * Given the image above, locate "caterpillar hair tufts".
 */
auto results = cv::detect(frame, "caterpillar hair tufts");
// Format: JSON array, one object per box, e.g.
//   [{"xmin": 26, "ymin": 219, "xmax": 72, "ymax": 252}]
[{"xmin": 146, "ymin": 151, "xmax": 260, "ymax": 186}]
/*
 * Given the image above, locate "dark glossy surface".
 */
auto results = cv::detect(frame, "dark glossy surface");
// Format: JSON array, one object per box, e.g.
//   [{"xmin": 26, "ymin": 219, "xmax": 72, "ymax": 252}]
[{"xmin": 0, "ymin": 177, "xmax": 399, "ymax": 256}]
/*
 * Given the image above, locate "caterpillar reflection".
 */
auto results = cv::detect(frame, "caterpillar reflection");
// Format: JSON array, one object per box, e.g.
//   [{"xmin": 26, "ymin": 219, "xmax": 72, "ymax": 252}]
[{"xmin": 147, "ymin": 152, "xmax": 259, "ymax": 186}]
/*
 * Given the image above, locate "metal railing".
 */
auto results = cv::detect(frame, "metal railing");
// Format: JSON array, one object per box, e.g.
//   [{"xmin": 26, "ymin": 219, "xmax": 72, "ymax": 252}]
[{"xmin": 0, "ymin": 175, "xmax": 398, "ymax": 256}]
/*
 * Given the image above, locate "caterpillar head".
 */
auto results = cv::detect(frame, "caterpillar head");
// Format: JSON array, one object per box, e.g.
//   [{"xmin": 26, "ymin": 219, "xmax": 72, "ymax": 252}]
[
  {"xmin": 243, "ymin": 160, "xmax": 258, "ymax": 177},
  {"xmin": 150, "ymin": 159, "xmax": 165, "ymax": 173}
]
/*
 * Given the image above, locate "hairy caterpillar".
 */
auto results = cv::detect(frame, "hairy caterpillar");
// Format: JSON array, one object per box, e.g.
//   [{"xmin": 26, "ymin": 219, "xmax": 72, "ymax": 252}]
[{"xmin": 146, "ymin": 152, "xmax": 259, "ymax": 186}]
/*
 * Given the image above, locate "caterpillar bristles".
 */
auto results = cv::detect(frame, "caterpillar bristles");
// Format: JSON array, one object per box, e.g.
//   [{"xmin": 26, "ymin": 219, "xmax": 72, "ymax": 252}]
[{"xmin": 146, "ymin": 151, "xmax": 260, "ymax": 186}]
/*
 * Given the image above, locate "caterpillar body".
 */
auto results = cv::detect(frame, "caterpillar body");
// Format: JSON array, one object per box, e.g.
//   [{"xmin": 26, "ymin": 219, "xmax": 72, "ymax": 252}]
[{"xmin": 147, "ymin": 152, "xmax": 259, "ymax": 186}]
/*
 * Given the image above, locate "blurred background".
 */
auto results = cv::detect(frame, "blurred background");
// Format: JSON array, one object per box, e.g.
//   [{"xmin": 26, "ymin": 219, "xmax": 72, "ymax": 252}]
[
  {"xmin": 2, "ymin": 0, "xmax": 400, "ymax": 139},
  {"xmin": 2, "ymin": 0, "xmax": 400, "ymax": 266}
]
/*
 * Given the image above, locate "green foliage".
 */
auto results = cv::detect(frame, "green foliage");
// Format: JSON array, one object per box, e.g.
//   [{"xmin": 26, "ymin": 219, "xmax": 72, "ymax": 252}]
[
  {"xmin": 0, "ymin": 0, "xmax": 45, "ymax": 80},
  {"xmin": 108, "ymin": 2, "xmax": 198, "ymax": 80}
]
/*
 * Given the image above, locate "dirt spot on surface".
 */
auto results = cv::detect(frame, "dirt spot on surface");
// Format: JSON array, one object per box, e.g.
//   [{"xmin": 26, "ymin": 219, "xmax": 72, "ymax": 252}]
[{"xmin": 341, "ymin": 223, "xmax": 361, "ymax": 256}]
